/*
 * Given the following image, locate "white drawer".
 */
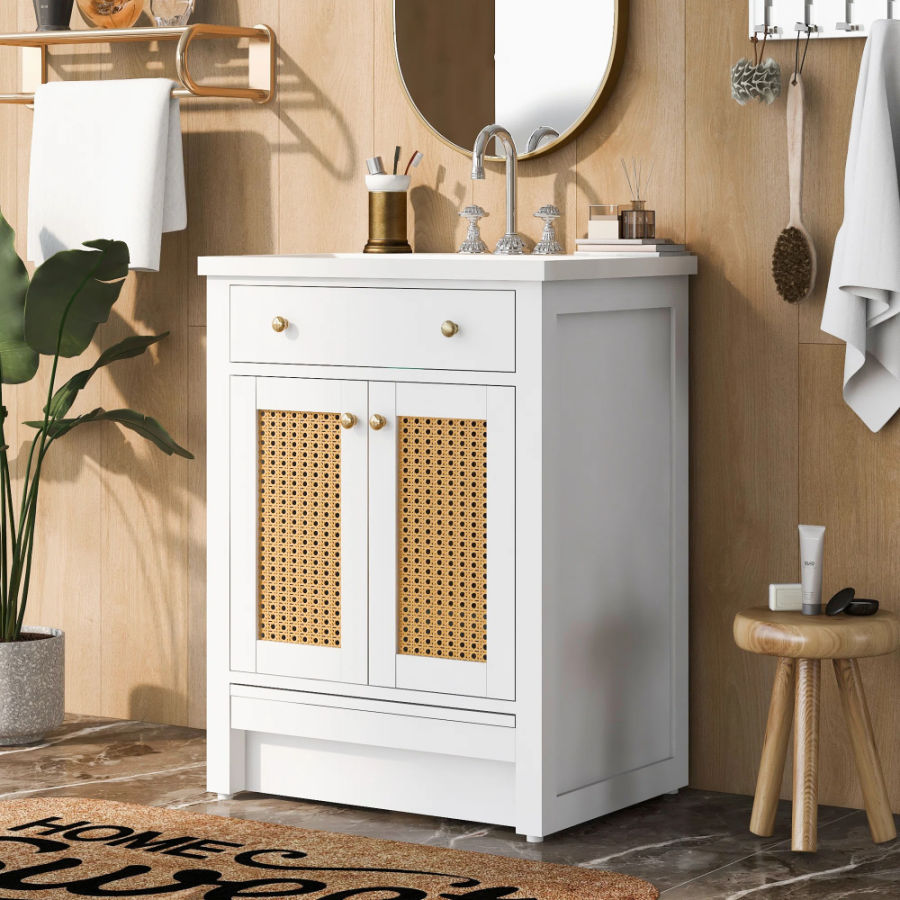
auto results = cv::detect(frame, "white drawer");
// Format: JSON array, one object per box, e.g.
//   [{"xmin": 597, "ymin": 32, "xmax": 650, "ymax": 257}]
[
  {"xmin": 229, "ymin": 285, "xmax": 515, "ymax": 372},
  {"xmin": 230, "ymin": 685, "xmax": 516, "ymax": 763}
]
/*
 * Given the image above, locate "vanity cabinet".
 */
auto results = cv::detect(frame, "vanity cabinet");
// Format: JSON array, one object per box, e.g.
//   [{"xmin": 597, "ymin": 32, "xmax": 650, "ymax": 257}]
[
  {"xmin": 229, "ymin": 374, "xmax": 515, "ymax": 698},
  {"xmin": 202, "ymin": 253, "xmax": 696, "ymax": 840}
]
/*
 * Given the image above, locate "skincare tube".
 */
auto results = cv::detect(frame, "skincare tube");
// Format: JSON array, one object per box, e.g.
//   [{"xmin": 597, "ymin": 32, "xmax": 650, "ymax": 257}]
[{"xmin": 798, "ymin": 525, "xmax": 826, "ymax": 615}]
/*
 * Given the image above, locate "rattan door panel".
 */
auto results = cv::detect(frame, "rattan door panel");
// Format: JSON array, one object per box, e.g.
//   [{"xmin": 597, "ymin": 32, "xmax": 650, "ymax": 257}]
[
  {"xmin": 368, "ymin": 382, "xmax": 515, "ymax": 700},
  {"xmin": 397, "ymin": 416, "xmax": 488, "ymax": 663},
  {"xmin": 257, "ymin": 409, "xmax": 343, "ymax": 648},
  {"xmin": 230, "ymin": 376, "xmax": 368, "ymax": 685}
]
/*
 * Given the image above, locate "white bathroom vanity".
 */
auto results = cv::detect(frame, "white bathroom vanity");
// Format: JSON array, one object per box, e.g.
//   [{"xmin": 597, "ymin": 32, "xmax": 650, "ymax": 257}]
[{"xmin": 201, "ymin": 252, "xmax": 695, "ymax": 840}]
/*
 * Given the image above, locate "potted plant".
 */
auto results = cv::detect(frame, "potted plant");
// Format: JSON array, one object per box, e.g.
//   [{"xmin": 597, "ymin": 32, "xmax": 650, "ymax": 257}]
[{"xmin": 0, "ymin": 213, "xmax": 191, "ymax": 745}]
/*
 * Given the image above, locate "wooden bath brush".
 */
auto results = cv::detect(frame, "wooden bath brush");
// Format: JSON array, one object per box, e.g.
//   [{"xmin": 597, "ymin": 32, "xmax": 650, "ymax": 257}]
[{"xmin": 772, "ymin": 71, "xmax": 816, "ymax": 303}]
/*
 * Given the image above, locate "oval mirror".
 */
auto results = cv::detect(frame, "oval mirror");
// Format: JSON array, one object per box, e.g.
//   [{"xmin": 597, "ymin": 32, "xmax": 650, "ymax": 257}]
[{"xmin": 394, "ymin": 0, "xmax": 628, "ymax": 160}]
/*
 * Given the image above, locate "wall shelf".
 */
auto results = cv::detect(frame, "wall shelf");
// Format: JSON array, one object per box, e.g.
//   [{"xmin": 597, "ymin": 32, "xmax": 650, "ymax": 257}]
[
  {"xmin": 749, "ymin": 0, "xmax": 898, "ymax": 39},
  {"xmin": 0, "ymin": 23, "xmax": 276, "ymax": 105}
]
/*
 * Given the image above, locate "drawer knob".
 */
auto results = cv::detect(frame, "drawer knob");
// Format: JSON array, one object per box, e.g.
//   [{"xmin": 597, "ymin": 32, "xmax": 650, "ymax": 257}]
[
  {"xmin": 369, "ymin": 414, "xmax": 387, "ymax": 431},
  {"xmin": 271, "ymin": 316, "xmax": 289, "ymax": 333},
  {"xmin": 339, "ymin": 413, "xmax": 357, "ymax": 430},
  {"xmin": 441, "ymin": 320, "xmax": 460, "ymax": 338}
]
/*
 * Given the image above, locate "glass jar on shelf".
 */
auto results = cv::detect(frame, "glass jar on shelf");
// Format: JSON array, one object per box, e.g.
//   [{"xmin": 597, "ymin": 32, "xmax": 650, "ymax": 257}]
[
  {"xmin": 150, "ymin": 0, "xmax": 194, "ymax": 27},
  {"xmin": 619, "ymin": 200, "xmax": 656, "ymax": 240}
]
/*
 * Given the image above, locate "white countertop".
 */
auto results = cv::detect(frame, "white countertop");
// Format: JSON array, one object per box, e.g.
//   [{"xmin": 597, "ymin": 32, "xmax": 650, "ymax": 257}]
[{"xmin": 198, "ymin": 252, "xmax": 698, "ymax": 282}]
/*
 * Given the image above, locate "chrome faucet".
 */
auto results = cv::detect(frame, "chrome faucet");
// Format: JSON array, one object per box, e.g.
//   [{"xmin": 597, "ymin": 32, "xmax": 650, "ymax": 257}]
[{"xmin": 471, "ymin": 124, "xmax": 525, "ymax": 255}]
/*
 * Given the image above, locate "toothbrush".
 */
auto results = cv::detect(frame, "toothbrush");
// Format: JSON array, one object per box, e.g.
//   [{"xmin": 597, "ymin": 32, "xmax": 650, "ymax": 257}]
[
  {"xmin": 403, "ymin": 151, "xmax": 423, "ymax": 175},
  {"xmin": 392, "ymin": 146, "xmax": 401, "ymax": 175}
]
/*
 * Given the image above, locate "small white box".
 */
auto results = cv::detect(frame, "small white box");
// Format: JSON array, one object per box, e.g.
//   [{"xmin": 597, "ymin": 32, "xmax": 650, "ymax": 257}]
[
  {"xmin": 587, "ymin": 204, "xmax": 620, "ymax": 240},
  {"xmin": 587, "ymin": 218, "xmax": 620, "ymax": 240},
  {"xmin": 769, "ymin": 583, "xmax": 803, "ymax": 611}
]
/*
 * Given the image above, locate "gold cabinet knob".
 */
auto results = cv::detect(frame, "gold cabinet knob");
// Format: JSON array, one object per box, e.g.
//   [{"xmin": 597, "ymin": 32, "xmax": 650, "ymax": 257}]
[
  {"xmin": 271, "ymin": 315, "xmax": 289, "ymax": 333},
  {"xmin": 339, "ymin": 413, "xmax": 357, "ymax": 430},
  {"xmin": 369, "ymin": 414, "xmax": 387, "ymax": 431},
  {"xmin": 441, "ymin": 320, "xmax": 460, "ymax": 338}
]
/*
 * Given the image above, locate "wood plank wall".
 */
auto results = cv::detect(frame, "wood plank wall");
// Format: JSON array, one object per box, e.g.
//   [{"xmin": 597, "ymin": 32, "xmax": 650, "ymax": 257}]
[
  {"xmin": 5, "ymin": 0, "xmax": 898, "ymax": 812},
  {"xmin": 685, "ymin": 1, "xmax": 900, "ymax": 815}
]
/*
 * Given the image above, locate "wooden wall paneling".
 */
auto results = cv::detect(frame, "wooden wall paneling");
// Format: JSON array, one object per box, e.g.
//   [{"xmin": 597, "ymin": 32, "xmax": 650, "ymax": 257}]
[
  {"xmin": 23, "ymin": 361, "xmax": 106, "ymax": 716},
  {"xmin": 574, "ymin": 0, "xmax": 686, "ymax": 246},
  {"xmin": 685, "ymin": 0, "xmax": 800, "ymax": 800},
  {"xmin": 187, "ymin": 325, "xmax": 206, "ymax": 727},
  {"xmin": 276, "ymin": 0, "xmax": 373, "ymax": 255},
  {"xmin": 799, "ymin": 344, "xmax": 900, "ymax": 811},
  {"xmin": 99, "ymin": 257, "xmax": 192, "ymax": 726},
  {"xmin": 184, "ymin": 0, "xmax": 280, "ymax": 327},
  {"xmin": 0, "ymin": 0, "xmax": 16, "ymax": 218}
]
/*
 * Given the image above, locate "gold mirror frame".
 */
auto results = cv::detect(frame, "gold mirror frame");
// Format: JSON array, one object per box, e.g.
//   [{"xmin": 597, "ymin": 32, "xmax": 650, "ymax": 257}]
[{"xmin": 393, "ymin": 0, "xmax": 629, "ymax": 162}]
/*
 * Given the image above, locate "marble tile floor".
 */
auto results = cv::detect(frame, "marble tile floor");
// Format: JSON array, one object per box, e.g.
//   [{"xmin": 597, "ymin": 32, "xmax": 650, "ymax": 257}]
[{"xmin": 1, "ymin": 714, "xmax": 897, "ymax": 898}]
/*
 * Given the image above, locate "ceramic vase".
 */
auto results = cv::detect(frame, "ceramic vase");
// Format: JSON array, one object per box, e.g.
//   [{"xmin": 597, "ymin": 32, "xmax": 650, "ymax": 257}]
[{"xmin": 33, "ymin": 0, "xmax": 75, "ymax": 31}]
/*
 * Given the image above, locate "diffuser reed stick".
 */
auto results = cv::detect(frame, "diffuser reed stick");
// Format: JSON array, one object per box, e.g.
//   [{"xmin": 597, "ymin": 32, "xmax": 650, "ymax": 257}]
[{"xmin": 621, "ymin": 157, "xmax": 655, "ymax": 203}]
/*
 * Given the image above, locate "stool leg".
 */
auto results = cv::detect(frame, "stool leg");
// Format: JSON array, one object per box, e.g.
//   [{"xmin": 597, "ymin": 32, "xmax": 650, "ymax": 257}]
[
  {"xmin": 750, "ymin": 657, "xmax": 796, "ymax": 837},
  {"xmin": 792, "ymin": 658, "xmax": 820, "ymax": 852},
  {"xmin": 833, "ymin": 658, "xmax": 897, "ymax": 844}
]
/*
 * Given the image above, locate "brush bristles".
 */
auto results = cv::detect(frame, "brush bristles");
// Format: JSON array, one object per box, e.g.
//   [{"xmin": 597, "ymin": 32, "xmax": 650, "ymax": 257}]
[{"xmin": 773, "ymin": 227, "xmax": 813, "ymax": 303}]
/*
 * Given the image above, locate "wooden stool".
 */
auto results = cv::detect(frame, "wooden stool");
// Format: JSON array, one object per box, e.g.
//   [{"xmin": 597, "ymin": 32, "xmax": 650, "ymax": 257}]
[{"xmin": 734, "ymin": 608, "xmax": 900, "ymax": 852}]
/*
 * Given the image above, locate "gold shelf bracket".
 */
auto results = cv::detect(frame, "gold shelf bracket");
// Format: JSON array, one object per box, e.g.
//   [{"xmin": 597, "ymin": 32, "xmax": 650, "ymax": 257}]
[{"xmin": 0, "ymin": 22, "xmax": 276, "ymax": 106}]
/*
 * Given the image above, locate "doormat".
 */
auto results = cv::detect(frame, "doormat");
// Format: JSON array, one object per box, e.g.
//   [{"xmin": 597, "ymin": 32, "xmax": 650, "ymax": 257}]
[{"xmin": 0, "ymin": 798, "xmax": 658, "ymax": 898}]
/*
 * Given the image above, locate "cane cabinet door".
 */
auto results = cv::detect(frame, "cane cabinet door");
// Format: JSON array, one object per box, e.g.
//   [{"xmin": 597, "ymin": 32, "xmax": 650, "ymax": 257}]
[
  {"xmin": 368, "ymin": 382, "xmax": 515, "ymax": 700},
  {"xmin": 230, "ymin": 376, "xmax": 368, "ymax": 683}
]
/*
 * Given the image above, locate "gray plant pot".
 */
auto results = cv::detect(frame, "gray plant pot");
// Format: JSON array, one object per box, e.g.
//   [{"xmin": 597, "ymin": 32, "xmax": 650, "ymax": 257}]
[{"xmin": 0, "ymin": 627, "xmax": 65, "ymax": 745}]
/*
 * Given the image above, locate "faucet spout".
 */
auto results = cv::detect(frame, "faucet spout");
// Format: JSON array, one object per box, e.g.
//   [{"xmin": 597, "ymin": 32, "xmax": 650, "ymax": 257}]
[{"xmin": 471, "ymin": 124, "xmax": 525, "ymax": 255}]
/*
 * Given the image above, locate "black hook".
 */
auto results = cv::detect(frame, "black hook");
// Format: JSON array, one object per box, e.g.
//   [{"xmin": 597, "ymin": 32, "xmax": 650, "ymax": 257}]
[{"xmin": 793, "ymin": 26, "xmax": 812, "ymax": 85}]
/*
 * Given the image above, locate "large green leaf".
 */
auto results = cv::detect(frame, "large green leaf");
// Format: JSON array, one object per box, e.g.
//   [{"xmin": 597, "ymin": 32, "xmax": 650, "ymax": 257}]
[
  {"xmin": 25, "ymin": 239, "xmax": 130, "ymax": 358},
  {"xmin": 0, "ymin": 212, "xmax": 38, "ymax": 384},
  {"xmin": 46, "ymin": 333, "xmax": 169, "ymax": 420},
  {"xmin": 26, "ymin": 406, "xmax": 193, "ymax": 459}
]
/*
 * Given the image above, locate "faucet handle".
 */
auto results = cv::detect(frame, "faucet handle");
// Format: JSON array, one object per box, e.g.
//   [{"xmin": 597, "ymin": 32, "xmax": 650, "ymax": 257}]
[
  {"xmin": 533, "ymin": 204, "xmax": 563, "ymax": 255},
  {"xmin": 458, "ymin": 204, "xmax": 489, "ymax": 255}
]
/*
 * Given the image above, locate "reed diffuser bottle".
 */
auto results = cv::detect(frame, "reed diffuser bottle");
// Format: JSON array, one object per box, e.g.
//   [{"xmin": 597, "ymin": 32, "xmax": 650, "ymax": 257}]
[{"xmin": 620, "ymin": 157, "xmax": 656, "ymax": 239}]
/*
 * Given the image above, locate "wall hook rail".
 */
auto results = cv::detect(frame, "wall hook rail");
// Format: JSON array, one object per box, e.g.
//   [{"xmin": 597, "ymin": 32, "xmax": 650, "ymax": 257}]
[
  {"xmin": 750, "ymin": 0, "xmax": 898, "ymax": 39},
  {"xmin": 0, "ymin": 22, "xmax": 276, "ymax": 105}
]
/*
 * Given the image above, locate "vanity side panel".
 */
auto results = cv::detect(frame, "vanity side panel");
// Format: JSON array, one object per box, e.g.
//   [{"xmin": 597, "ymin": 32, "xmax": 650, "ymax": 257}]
[
  {"xmin": 513, "ymin": 282, "xmax": 551, "ymax": 838},
  {"xmin": 543, "ymin": 276, "xmax": 689, "ymax": 830}
]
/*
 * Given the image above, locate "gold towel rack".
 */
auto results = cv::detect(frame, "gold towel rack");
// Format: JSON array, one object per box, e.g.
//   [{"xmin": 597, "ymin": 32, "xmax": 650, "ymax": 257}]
[{"xmin": 0, "ymin": 23, "xmax": 276, "ymax": 105}]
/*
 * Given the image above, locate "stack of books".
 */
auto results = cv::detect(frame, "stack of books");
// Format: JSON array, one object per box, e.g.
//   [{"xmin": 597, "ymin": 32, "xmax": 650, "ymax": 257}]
[{"xmin": 575, "ymin": 238, "xmax": 687, "ymax": 257}]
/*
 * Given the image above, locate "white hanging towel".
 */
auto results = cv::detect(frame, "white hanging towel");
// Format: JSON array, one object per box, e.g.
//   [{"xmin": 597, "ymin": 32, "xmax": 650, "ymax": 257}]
[
  {"xmin": 821, "ymin": 20, "xmax": 900, "ymax": 432},
  {"xmin": 27, "ymin": 79, "xmax": 186, "ymax": 273}
]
